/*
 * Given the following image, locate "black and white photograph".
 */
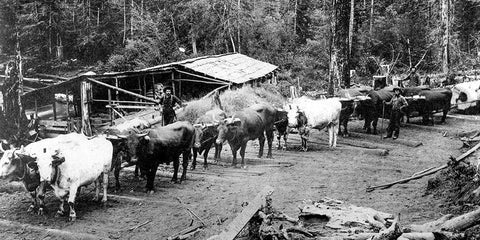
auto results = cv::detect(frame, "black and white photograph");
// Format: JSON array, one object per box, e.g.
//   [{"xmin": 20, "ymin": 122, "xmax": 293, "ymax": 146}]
[{"xmin": 1, "ymin": 0, "xmax": 480, "ymax": 239}]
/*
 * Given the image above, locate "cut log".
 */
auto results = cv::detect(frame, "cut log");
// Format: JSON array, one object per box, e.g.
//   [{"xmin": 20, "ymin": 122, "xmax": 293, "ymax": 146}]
[
  {"xmin": 440, "ymin": 207, "xmax": 480, "ymax": 231},
  {"xmin": 208, "ymin": 186, "xmax": 274, "ymax": 240},
  {"xmin": 407, "ymin": 214, "xmax": 454, "ymax": 232},
  {"xmin": 349, "ymin": 132, "xmax": 422, "ymax": 147},
  {"xmin": 371, "ymin": 214, "xmax": 402, "ymax": 240},
  {"xmin": 366, "ymin": 141, "xmax": 480, "ymax": 192},
  {"xmin": 400, "ymin": 231, "xmax": 464, "ymax": 240}
]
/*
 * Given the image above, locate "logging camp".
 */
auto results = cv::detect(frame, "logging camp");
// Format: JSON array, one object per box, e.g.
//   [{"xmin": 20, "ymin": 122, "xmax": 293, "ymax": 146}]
[{"xmin": 4, "ymin": 1, "xmax": 480, "ymax": 239}]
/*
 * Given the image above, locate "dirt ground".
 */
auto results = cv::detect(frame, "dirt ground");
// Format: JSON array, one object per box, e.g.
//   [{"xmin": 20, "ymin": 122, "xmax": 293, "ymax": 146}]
[{"xmin": 0, "ymin": 114, "xmax": 478, "ymax": 240}]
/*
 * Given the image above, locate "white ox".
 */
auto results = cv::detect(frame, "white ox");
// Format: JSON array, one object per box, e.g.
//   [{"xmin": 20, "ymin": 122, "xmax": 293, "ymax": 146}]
[
  {"xmin": 25, "ymin": 133, "xmax": 113, "ymax": 221},
  {"xmin": 285, "ymin": 96, "xmax": 342, "ymax": 151}
]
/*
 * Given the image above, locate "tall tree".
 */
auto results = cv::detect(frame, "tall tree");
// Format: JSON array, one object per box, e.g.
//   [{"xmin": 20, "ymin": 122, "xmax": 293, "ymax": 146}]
[
  {"xmin": 441, "ymin": 0, "xmax": 451, "ymax": 74},
  {"xmin": 329, "ymin": 0, "xmax": 351, "ymax": 94}
]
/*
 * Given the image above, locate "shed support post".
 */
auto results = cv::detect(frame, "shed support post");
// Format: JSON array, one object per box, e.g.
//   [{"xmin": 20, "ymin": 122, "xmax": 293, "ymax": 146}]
[{"xmin": 81, "ymin": 80, "xmax": 92, "ymax": 136}]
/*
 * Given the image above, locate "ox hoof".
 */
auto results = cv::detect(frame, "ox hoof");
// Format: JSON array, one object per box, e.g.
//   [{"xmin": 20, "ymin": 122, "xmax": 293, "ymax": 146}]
[
  {"xmin": 147, "ymin": 190, "xmax": 155, "ymax": 195},
  {"xmin": 37, "ymin": 208, "xmax": 44, "ymax": 216},
  {"xmin": 202, "ymin": 165, "xmax": 208, "ymax": 171},
  {"xmin": 69, "ymin": 216, "xmax": 76, "ymax": 222},
  {"xmin": 27, "ymin": 205, "xmax": 35, "ymax": 213},
  {"xmin": 55, "ymin": 210, "xmax": 65, "ymax": 218},
  {"xmin": 266, "ymin": 154, "xmax": 273, "ymax": 159}
]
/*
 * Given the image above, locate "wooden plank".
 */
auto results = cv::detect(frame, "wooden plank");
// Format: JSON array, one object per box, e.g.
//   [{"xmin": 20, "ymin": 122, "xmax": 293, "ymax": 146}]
[
  {"xmin": 349, "ymin": 132, "xmax": 422, "ymax": 147},
  {"xmin": 210, "ymin": 186, "xmax": 274, "ymax": 240},
  {"xmin": 39, "ymin": 120, "xmax": 68, "ymax": 127},
  {"xmin": 106, "ymin": 105, "xmax": 154, "ymax": 110},
  {"xmin": 0, "ymin": 219, "xmax": 103, "ymax": 240},
  {"xmin": 86, "ymin": 77, "xmax": 158, "ymax": 104},
  {"xmin": 448, "ymin": 114, "xmax": 480, "ymax": 122},
  {"xmin": 92, "ymin": 99, "xmax": 156, "ymax": 105}
]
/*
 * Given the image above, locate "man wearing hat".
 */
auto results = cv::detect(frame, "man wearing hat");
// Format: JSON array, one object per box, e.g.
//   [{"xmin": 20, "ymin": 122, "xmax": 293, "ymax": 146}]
[
  {"xmin": 159, "ymin": 86, "xmax": 182, "ymax": 125},
  {"xmin": 383, "ymin": 87, "xmax": 408, "ymax": 139}
]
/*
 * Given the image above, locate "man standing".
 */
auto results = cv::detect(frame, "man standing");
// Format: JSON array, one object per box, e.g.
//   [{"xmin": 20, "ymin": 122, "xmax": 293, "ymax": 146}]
[
  {"xmin": 384, "ymin": 87, "xmax": 408, "ymax": 140},
  {"xmin": 159, "ymin": 86, "xmax": 182, "ymax": 125},
  {"xmin": 402, "ymin": 67, "xmax": 420, "ymax": 87}
]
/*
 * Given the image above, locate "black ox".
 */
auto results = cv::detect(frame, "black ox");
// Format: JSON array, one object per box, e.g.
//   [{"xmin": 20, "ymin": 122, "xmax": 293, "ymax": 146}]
[
  {"xmin": 216, "ymin": 103, "xmax": 277, "ymax": 167},
  {"xmin": 403, "ymin": 88, "xmax": 452, "ymax": 125},
  {"xmin": 118, "ymin": 121, "xmax": 194, "ymax": 193}
]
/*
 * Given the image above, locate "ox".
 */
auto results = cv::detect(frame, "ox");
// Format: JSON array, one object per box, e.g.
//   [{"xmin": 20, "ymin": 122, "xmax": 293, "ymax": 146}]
[
  {"xmin": 274, "ymin": 110, "xmax": 289, "ymax": 150},
  {"xmin": 337, "ymin": 88, "xmax": 370, "ymax": 137},
  {"xmin": 103, "ymin": 117, "xmax": 152, "ymax": 188},
  {"xmin": 404, "ymin": 88, "xmax": 452, "ymax": 125},
  {"xmin": 286, "ymin": 97, "xmax": 342, "ymax": 151},
  {"xmin": 119, "ymin": 121, "xmax": 194, "ymax": 193},
  {"xmin": 356, "ymin": 89, "xmax": 394, "ymax": 134},
  {"xmin": 31, "ymin": 133, "xmax": 113, "ymax": 221},
  {"xmin": 0, "ymin": 144, "xmax": 46, "ymax": 214},
  {"xmin": 192, "ymin": 109, "xmax": 227, "ymax": 170},
  {"xmin": 216, "ymin": 104, "xmax": 277, "ymax": 167}
]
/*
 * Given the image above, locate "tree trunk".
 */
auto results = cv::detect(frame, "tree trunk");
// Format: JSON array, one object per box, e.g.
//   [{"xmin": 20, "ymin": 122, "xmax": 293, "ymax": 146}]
[
  {"xmin": 123, "ymin": 0, "xmax": 126, "ymax": 44},
  {"xmin": 293, "ymin": 0, "xmax": 297, "ymax": 35},
  {"xmin": 348, "ymin": 0, "xmax": 354, "ymax": 56},
  {"xmin": 441, "ymin": 0, "xmax": 450, "ymax": 74},
  {"xmin": 130, "ymin": 0, "xmax": 134, "ymax": 39},
  {"xmin": 237, "ymin": 0, "xmax": 241, "ymax": 53},
  {"xmin": 191, "ymin": 36, "xmax": 197, "ymax": 55},
  {"xmin": 369, "ymin": 0, "xmax": 374, "ymax": 36},
  {"xmin": 330, "ymin": 0, "xmax": 351, "ymax": 94}
]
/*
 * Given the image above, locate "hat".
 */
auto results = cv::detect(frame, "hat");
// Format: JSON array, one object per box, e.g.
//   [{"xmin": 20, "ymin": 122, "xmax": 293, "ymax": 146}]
[
  {"xmin": 393, "ymin": 87, "xmax": 402, "ymax": 92},
  {"xmin": 163, "ymin": 86, "xmax": 173, "ymax": 93}
]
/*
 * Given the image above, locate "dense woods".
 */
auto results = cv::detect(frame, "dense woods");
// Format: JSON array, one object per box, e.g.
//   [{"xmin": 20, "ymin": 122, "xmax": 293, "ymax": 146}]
[{"xmin": 1, "ymin": 0, "xmax": 480, "ymax": 91}]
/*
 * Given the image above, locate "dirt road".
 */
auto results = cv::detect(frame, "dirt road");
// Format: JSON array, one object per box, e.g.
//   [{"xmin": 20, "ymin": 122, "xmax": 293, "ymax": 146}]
[{"xmin": 0, "ymin": 115, "xmax": 476, "ymax": 239}]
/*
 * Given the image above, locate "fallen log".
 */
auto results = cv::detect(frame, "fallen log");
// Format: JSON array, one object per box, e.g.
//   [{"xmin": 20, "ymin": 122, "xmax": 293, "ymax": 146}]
[
  {"xmin": 349, "ymin": 132, "xmax": 422, "ymax": 147},
  {"xmin": 399, "ymin": 231, "xmax": 464, "ymax": 240},
  {"xmin": 366, "ymin": 141, "xmax": 480, "ymax": 192},
  {"xmin": 402, "ymin": 123, "xmax": 448, "ymax": 134},
  {"xmin": 0, "ymin": 219, "xmax": 102, "ymax": 240},
  {"xmin": 407, "ymin": 214, "xmax": 454, "ymax": 232},
  {"xmin": 371, "ymin": 214, "xmax": 402, "ymax": 240},
  {"xmin": 208, "ymin": 186, "xmax": 274, "ymax": 240},
  {"xmin": 289, "ymin": 135, "xmax": 389, "ymax": 156},
  {"xmin": 167, "ymin": 224, "xmax": 204, "ymax": 240},
  {"xmin": 448, "ymin": 114, "xmax": 480, "ymax": 122}
]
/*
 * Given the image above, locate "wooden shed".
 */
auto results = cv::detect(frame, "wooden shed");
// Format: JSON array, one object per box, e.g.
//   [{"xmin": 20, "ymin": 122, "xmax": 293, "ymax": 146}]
[{"xmin": 20, "ymin": 53, "xmax": 278, "ymax": 136}]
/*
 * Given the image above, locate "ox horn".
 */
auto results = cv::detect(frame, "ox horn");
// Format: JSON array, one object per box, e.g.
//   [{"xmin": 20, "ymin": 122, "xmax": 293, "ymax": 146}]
[
  {"xmin": 193, "ymin": 123, "xmax": 202, "ymax": 128},
  {"xmin": 233, "ymin": 118, "xmax": 241, "ymax": 123},
  {"xmin": 105, "ymin": 134, "xmax": 121, "ymax": 140}
]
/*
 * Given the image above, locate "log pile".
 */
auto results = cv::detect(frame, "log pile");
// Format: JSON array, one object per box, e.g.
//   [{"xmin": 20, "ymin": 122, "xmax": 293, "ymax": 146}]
[{"xmin": 258, "ymin": 198, "xmax": 479, "ymax": 240}]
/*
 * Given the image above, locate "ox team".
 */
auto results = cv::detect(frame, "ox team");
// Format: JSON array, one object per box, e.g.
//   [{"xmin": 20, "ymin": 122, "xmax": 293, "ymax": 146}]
[{"xmin": 0, "ymin": 84, "xmax": 452, "ymax": 221}]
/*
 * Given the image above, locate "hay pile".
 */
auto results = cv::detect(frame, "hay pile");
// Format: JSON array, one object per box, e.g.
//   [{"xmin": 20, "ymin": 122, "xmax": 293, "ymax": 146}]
[{"xmin": 177, "ymin": 85, "xmax": 286, "ymax": 123}]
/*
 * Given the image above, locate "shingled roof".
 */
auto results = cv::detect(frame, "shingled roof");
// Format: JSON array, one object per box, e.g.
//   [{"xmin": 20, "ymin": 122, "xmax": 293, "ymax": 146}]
[{"xmin": 141, "ymin": 53, "xmax": 278, "ymax": 84}]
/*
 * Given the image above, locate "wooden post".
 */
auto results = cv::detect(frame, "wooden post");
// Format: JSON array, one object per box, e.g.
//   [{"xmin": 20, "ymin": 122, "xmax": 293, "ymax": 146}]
[
  {"xmin": 171, "ymin": 71, "xmax": 176, "ymax": 95},
  {"xmin": 65, "ymin": 90, "xmax": 70, "ymax": 131},
  {"xmin": 143, "ymin": 76, "xmax": 147, "ymax": 97},
  {"xmin": 81, "ymin": 80, "xmax": 92, "ymax": 136},
  {"xmin": 34, "ymin": 99, "xmax": 38, "ymax": 119},
  {"xmin": 52, "ymin": 101, "xmax": 57, "ymax": 121},
  {"xmin": 108, "ymin": 89, "xmax": 113, "ymax": 126},
  {"xmin": 179, "ymin": 80, "xmax": 182, "ymax": 98},
  {"xmin": 115, "ymin": 78, "xmax": 119, "ymax": 101}
]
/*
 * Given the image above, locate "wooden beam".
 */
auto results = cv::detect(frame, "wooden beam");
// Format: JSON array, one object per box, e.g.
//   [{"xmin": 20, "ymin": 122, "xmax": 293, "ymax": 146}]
[
  {"xmin": 80, "ymin": 81, "xmax": 92, "ymax": 136},
  {"xmin": 175, "ymin": 69, "xmax": 229, "ymax": 84},
  {"xmin": 86, "ymin": 78, "xmax": 158, "ymax": 103},
  {"xmin": 108, "ymin": 89, "xmax": 113, "ymax": 126},
  {"xmin": 106, "ymin": 105, "xmax": 153, "ymax": 109},
  {"xmin": 172, "ymin": 78, "xmax": 229, "ymax": 85},
  {"xmin": 92, "ymin": 99, "xmax": 156, "ymax": 105},
  {"xmin": 210, "ymin": 186, "xmax": 274, "ymax": 240}
]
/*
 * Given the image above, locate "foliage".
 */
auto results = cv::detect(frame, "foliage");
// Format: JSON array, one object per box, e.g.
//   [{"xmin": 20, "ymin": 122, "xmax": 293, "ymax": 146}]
[{"xmin": 1, "ymin": 0, "xmax": 480, "ymax": 88}]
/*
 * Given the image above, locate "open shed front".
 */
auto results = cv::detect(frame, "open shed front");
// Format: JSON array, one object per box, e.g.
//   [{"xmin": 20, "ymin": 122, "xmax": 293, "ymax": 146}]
[{"xmin": 20, "ymin": 53, "xmax": 277, "ymax": 137}]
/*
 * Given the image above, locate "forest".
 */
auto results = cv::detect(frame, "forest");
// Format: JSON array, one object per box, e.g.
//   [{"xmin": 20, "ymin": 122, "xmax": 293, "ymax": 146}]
[{"xmin": 1, "ymin": 0, "xmax": 479, "ymax": 92}]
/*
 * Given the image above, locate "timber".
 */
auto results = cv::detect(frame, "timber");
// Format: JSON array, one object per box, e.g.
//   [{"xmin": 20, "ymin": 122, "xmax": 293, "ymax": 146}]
[
  {"xmin": 86, "ymin": 77, "xmax": 158, "ymax": 103},
  {"xmin": 366, "ymin": 141, "xmax": 480, "ymax": 192},
  {"xmin": 0, "ymin": 219, "xmax": 103, "ymax": 240},
  {"xmin": 349, "ymin": 132, "xmax": 422, "ymax": 147},
  {"xmin": 209, "ymin": 186, "xmax": 274, "ymax": 240}
]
